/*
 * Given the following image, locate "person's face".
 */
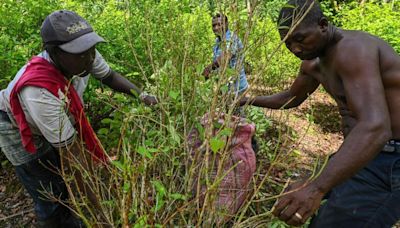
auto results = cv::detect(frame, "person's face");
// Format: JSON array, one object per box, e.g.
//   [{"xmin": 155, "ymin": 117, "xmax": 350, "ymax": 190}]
[
  {"xmin": 55, "ymin": 46, "xmax": 96, "ymax": 78},
  {"xmin": 212, "ymin": 17, "xmax": 227, "ymax": 37},
  {"xmin": 279, "ymin": 21, "xmax": 327, "ymax": 60}
]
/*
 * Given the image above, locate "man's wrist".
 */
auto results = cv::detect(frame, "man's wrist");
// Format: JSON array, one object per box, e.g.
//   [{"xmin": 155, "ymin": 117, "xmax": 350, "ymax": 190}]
[
  {"xmin": 139, "ymin": 91, "xmax": 148, "ymax": 101},
  {"xmin": 240, "ymin": 97, "xmax": 248, "ymax": 106},
  {"xmin": 311, "ymin": 178, "xmax": 331, "ymax": 195}
]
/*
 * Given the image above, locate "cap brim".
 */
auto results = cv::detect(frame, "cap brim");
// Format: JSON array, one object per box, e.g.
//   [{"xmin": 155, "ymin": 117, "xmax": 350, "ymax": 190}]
[{"xmin": 58, "ymin": 31, "xmax": 105, "ymax": 54}]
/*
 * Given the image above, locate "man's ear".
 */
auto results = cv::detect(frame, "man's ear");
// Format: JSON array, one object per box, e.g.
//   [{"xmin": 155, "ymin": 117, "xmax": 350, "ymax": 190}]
[
  {"xmin": 318, "ymin": 17, "xmax": 329, "ymax": 33},
  {"xmin": 44, "ymin": 45, "xmax": 56, "ymax": 59}
]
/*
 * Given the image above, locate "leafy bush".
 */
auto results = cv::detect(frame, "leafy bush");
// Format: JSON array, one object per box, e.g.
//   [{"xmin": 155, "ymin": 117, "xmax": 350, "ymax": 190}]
[
  {"xmin": 3, "ymin": 0, "xmax": 396, "ymax": 227},
  {"xmin": 246, "ymin": 17, "xmax": 300, "ymax": 89},
  {"xmin": 55, "ymin": 1, "xmax": 301, "ymax": 226},
  {"xmin": 0, "ymin": 0, "xmax": 61, "ymax": 87},
  {"xmin": 337, "ymin": 2, "xmax": 400, "ymax": 53}
]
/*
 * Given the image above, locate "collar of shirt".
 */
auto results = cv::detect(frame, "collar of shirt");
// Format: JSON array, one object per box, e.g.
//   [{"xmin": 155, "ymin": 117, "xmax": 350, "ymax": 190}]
[{"xmin": 215, "ymin": 29, "xmax": 232, "ymax": 44}]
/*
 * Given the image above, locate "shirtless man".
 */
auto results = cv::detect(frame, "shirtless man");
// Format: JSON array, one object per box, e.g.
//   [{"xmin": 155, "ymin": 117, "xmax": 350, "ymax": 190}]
[{"xmin": 241, "ymin": 0, "xmax": 400, "ymax": 226}]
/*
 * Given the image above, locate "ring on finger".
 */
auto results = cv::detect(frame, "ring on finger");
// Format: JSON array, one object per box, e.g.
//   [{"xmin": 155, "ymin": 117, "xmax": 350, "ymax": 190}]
[{"xmin": 294, "ymin": 212, "xmax": 303, "ymax": 220}]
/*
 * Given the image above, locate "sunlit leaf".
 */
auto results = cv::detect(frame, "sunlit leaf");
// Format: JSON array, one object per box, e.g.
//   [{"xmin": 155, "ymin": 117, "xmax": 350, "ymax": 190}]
[
  {"xmin": 210, "ymin": 137, "xmax": 225, "ymax": 153},
  {"xmin": 169, "ymin": 90, "xmax": 179, "ymax": 100}
]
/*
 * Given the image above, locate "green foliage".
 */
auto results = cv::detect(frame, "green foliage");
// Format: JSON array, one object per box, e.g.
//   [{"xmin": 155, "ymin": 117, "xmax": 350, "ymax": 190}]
[
  {"xmin": 0, "ymin": 0, "xmax": 61, "ymax": 87},
  {"xmin": 259, "ymin": 0, "xmax": 288, "ymax": 20},
  {"xmin": 1, "ymin": 0, "xmax": 398, "ymax": 227},
  {"xmin": 246, "ymin": 17, "xmax": 300, "ymax": 88},
  {"xmin": 337, "ymin": 2, "xmax": 400, "ymax": 53}
]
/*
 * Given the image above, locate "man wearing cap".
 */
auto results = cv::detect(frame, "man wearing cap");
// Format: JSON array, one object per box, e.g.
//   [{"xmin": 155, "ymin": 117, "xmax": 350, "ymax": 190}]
[{"xmin": 0, "ymin": 10, "xmax": 157, "ymax": 227}]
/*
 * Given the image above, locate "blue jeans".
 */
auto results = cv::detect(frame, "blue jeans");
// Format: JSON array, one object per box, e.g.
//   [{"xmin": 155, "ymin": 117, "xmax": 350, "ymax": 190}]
[{"xmin": 309, "ymin": 152, "xmax": 400, "ymax": 228}]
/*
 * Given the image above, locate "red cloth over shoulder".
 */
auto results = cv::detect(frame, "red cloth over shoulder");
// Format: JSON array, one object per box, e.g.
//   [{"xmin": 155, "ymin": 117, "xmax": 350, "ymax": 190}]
[{"xmin": 9, "ymin": 56, "xmax": 107, "ymax": 163}]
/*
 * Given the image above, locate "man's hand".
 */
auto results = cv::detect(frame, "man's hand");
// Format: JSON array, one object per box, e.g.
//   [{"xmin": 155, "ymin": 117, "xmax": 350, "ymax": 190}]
[
  {"xmin": 140, "ymin": 93, "xmax": 158, "ymax": 106},
  {"xmin": 239, "ymin": 97, "xmax": 249, "ymax": 106},
  {"xmin": 272, "ymin": 180, "xmax": 325, "ymax": 226},
  {"xmin": 202, "ymin": 65, "xmax": 213, "ymax": 79}
]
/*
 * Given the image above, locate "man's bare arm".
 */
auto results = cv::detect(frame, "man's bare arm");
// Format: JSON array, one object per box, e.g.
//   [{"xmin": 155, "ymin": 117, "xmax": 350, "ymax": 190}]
[
  {"xmin": 101, "ymin": 70, "xmax": 142, "ymax": 96},
  {"xmin": 242, "ymin": 61, "xmax": 320, "ymax": 109},
  {"xmin": 312, "ymin": 41, "xmax": 392, "ymax": 193},
  {"xmin": 102, "ymin": 70, "xmax": 157, "ymax": 105}
]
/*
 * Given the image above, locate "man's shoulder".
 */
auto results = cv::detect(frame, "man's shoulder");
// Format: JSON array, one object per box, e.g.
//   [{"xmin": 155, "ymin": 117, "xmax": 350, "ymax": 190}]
[
  {"xmin": 329, "ymin": 30, "xmax": 382, "ymax": 65},
  {"xmin": 19, "ymin": 86, "xmax": 54, "ymax": 101},
  {"xmin": 336, "ymin": 29, "xmax": 380, "ymax": 51}
]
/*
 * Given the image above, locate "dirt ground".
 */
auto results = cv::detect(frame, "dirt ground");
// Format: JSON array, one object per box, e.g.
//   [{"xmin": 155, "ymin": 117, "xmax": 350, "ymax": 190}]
[
  {"xmin": 0, "ymin": 90, "xmax": 396, "ymax": 227},
  {"xmin": 0, "ymin": 160, "xmax": 36, "ymax": 227}
]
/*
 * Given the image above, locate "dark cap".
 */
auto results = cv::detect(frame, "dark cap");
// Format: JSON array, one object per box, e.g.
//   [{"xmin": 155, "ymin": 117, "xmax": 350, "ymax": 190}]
[{"xmin": 40, "ymin": 10, "xmax": 105, "ymax": 54}]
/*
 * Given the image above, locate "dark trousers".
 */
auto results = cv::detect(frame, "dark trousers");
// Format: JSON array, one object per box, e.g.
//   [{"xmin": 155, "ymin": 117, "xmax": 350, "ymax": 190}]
[
  {"xmin": 309, "ymin": 152, "xmax": 400, "ymax": 228},
  {"xmin": 0, "ymin": 110, "xmax": 83, "ymax": 227},
  {"xmin": 15, "ymin": 148, "xmax": 84, "ymax": 227},
  {"xmin": 15, "ymin": 149, "xmax": 68, "ymax": 219}
]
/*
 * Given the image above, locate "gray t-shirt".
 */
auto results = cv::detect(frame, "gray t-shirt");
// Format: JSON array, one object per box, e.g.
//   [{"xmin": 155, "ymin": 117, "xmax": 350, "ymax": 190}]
[{"xmin": 0, "ymin": 49, "xmax": 111, "ymax": 165}]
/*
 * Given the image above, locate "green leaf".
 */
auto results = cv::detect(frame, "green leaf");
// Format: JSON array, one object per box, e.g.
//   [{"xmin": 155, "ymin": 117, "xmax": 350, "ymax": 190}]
[
  {"xmin": 170, "ymin": 193, "xmax": 187, "ymax": 201},
  {"xmin": 111, "ymin": 160, "xmax": 124, "ymax": 171},
  {"xmin": 220, "ymin": 84, "xmax": 229, "ymax": 93},
  {"xmin": 218, "ymin": 127, "xmax": 232, "ymax": 137},
  {"xmin": 270, "ymin": 222, "xmax": 278, "ymax": 228},
  {"xmin": 98, "ymin": 128, "xmax": 109, "ymax": 135},
  {"xmin": 293, "ymin": 149, "xmax": 302, "ymax": 157},
  {"xmin": 123, "ymin": 182, "xmax": 131, "ymax": 193},
  {"xmin": 225, "ymin": 68, "xmax": 236, "ymax": 77},
  {"xmin": 153, "ymin": 197, "xmax": 165, "ymax": 212},
  {"xmin": 196, "ymin": 64, "xmax": 204, "ymax": 75},
  {"xmin": 126, "ymin": 71, "xmax": 140, "ymax": 77},
  {"xmin": 212, "ymin": 121, "xmax": 223, "ymax": 130},
  {"xmin": 210, "ymin": 137, "xmax": 225, "ymax": 153},
  {"xmin": 168, "ymin": 125, "xmax": 181, "ymax": 145},
  {"xmin": 306, "ymin": 113, "xmax": 315, "ymax": 123},
  {"xmin": 145, "ymin": 139, "xmax": 154, "ymax": 146},
  {"xmin": 162, "ymin": 146, "xmax": 171, "ymax": 154},
  {"xmin": 148, "ymin": 148, "xmax": 158, "ymax": 153},
  {"xmin": 137, "ymin": 146, "xmax": 153, "ymax": 159},
  {"xmin": 169, "ymin": 90, "xmax": 179, "ymax": 100},
  {"xmin": 101, "ymin": 118, "xmax": 113, "ymax": 124},
  {"xmin": 151, "ymin": 180, "xmax": 167, "ymax": 212},
  {"xmin": 151, "ymin": 180, "xmax": 166, "ymax": 197},
  {"xmin": 195, "ymin": 122, "xmax": 205, "ymax": 140},
  {"xmin": 134, "ymin": 216, "xmax": 147, "ymax": 228}
]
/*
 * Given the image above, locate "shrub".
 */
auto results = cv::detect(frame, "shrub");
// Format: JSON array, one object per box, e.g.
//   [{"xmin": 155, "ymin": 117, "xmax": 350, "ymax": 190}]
[{"xmin": 337, "ymin": 2, "xmax": 400, "ymax": 53}]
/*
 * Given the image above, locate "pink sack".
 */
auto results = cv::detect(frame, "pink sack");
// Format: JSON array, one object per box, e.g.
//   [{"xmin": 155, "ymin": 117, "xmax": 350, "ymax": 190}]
[{"xmin": 188, "ymin": 113, "xmax": 256, "ymax": 223}]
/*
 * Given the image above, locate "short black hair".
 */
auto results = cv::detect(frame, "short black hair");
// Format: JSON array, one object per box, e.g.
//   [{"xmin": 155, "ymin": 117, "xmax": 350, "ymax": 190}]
[
  {"xmin": 278, "ymin": 0, "xmax": 324, "ymax": 29},
  {"xmin": 212, "ymin": 13, "xmax": 228, "ymax": 25}
]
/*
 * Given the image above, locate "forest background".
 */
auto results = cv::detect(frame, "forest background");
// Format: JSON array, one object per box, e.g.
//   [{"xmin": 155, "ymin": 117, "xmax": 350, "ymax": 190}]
[{"xmin": 0, "ymin": 0, "xmax": 399, "ymax": 227}]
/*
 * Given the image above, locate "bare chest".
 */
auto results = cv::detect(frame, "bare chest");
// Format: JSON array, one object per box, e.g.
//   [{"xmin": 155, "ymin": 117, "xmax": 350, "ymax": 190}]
[
  {"xmin": 314, "ymin": 63, "xmax": 346, "ymax": 104},
  {"xmin": 314, "ymin": 62, "xmax": 357, "ymax": 135}
]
